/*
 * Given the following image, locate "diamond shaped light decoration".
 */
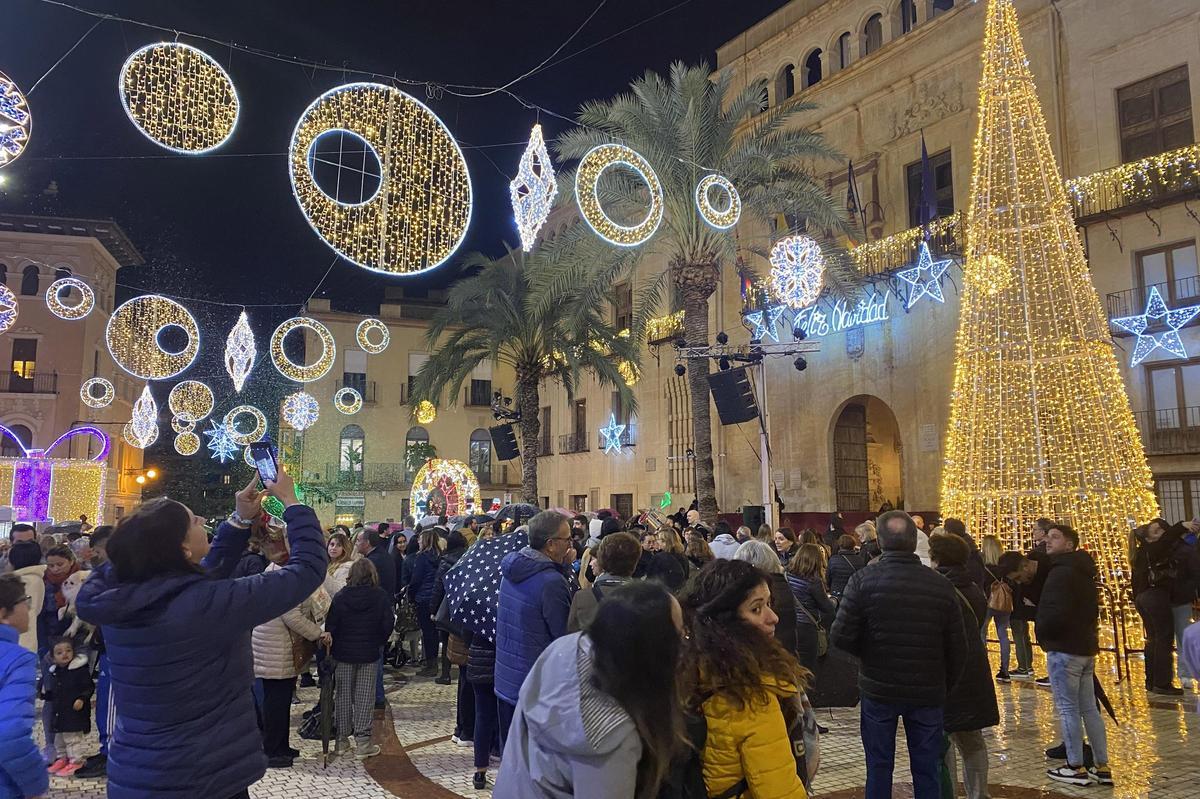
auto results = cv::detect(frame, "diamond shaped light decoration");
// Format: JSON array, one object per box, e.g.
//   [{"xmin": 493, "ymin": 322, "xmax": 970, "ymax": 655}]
[{"xmin": 510, "ymin": 124, "xmax": 557, "ymax": 251}]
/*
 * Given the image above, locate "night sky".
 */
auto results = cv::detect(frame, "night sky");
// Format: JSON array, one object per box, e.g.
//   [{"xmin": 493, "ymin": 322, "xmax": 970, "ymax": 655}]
[{"xmin": 4, "ymin": 0, "xmax": 786, "ymax": 314}]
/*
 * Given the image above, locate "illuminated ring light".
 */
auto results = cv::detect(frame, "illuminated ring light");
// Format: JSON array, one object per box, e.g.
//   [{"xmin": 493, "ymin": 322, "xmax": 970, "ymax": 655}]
[
  {"xmin": 118, "ymin": 42, "xmax": 239, "ymax": 153},
  {"xmin": 356, "ymin": 318, "xmax": 390, "ymax": 355},
  {"xmin": 80, "ymin": 377, "xmax": 115, "ymax": 409},
  {"xmin": 333, "ymin": 386, "xmax": 363, "ymax": 415},
  {"xmin": 695, "ymin": 174, "xmax": 741, "ymax": 230},
  {"xmin": 243, "ymin": 446, "xmax": 257, "ymax": 468},
  {"xmin": 288, "ymin": 82, "xmax": 473, "ymax": 275},
  {"xmin": 45, "ymin": 277, "xmax": 96, "ymax": 320},
  {"xmin": 223, "ymin": 405, "xmax": 267, "ymax": 446},
  {"xmin": 122, "ymin": 421, "xmax": 158, "ymax": 450},
  {"xmin": 0, "ymin": 71, "xmax": 33, "ymax": 168},
  {"xmin": 282, "ymin": 390, "xmax": 320, "ymax": 431},
  {"xmin": 415, "ymin": 399, "xmax": 437, "ymax": 424},
  {"xmin": 409, "ymin": 458, "xmax": 482, "ymax": 517},
  {"xmin": 168, "ymin": 380, "xmax": 214, "ymax": 422},
  {"xmin": 270, "ymin": 316, "xmax": 335, "ymax": 383},
  {"xmin": 171, "ymin": 416, "xmax": 196, "ymax": 434},
  {"xmin": 574, "ymin": 143, "xmax": 664, "ymax": 247},
  {"xmin": 106, "ymin": 295, "xmax": 200, "ymax": 380},
  {"xmin": 0, "ymin": 285, "xmax": 17, "ymax": 334},
  {"xmin": 174, "ymin": 431, "xmax": 201, "ymax": 456},
  {"xmin": 769, "ymin": 234, "xmax": 826, "ymax": 310}
]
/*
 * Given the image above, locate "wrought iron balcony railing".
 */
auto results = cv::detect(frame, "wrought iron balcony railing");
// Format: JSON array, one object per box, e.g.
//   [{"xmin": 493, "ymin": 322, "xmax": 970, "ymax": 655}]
[
  {"xmin": 1134, "ymin": 407, "xmax": 1200, "ymax": 456},
  {"xmin": 0, "ymin": 372, "xmax": 57, "ymax": 394},
  {"xmin": 322, "ymin": 462, "xmax": 406, "ymax": 486},
  {"xmin": 558, "ymin": 432, "xmax": 589, "ymax": 454},
  {"xmin": 646, "ymin": 310, "xmax": 685, "ymax": 344},
  {"xmin": 1106, "ymin": 276, "xmax": 1200, "ymax": 329},
  {"xmin": 850, "ymin": 213, "xmax": 965, "ymax": 279},
  {"xmin": 1067, "ymin": 143, "xmax": 1200, "ymax": 224}
]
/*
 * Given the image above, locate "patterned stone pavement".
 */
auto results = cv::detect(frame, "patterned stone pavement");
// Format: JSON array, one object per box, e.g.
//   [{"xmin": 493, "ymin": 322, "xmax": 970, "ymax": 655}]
[{"xmin": 35, "ymin": 648, "xmax": 1200, "ymax": 798}]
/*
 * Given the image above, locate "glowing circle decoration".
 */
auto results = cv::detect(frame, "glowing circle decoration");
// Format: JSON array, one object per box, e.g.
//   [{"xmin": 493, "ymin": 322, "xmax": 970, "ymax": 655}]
[
  {"xmin": 168, "ymin": 380, "xmax": 214, "ymax": 422},
  {"xmin": 122, "ymin": 421, "xmax": 158, "ymax": 450},
  {"xmin": 356, "ymin": 318, "xmax": 389, "ymax": 355},
  {"xmin": 243, "ymin": 446, "xmax": 257, "ymax": 468},
  {"xmin": 119, "ymin": 43, "xmax": 239, "ymax": 153},
  {"xmin": 0, "ymin": 71, "xmax": 32, "ymax": 168},
  {"xmin": 282, "ymin": 391, "xmax": 320, "ymax": 432},
  {"xmin": 409, "ymin": 458, "xmax": 482, "ymax": 517},
  {"xmin": 768, "ymin": 235, "xmax": 825, "ymax": 309},
  {"xmin": 170, "ymin": 416, "xmax": 196, "ymax": 434},
  {"xmin": 695, "ymin": 174, "xmax": 741, "ymax": 230},
  {"xmin": 0, "ymin": 285, "xmax": 18, "ymax": 334},
  {"xmin": 288, "ymin": 82, "xmax": 472, "ymax": 275},
  {"xmin": 223, "ymin": 405, "xmax": 267, "ymax": 446},
  {"xmin": 333, "ymin": 386, "xmax": 363, "ymax": 415},
  {"xmin": 270, "ymin": 317, "xmax": 335, "ymax": 383},
  {"xmin": 107, "ymin": 295, "xmax": 200, "ymax": 380},
  {"xmin": 174, "ymin": 431, "xmax": 200, "ymax": 456},
  {"xmin": 80, "ymin": 378, "xmax": 115, "ymax": 409},
  {"xmin": 574, "ymin": 143, "xmax": 664, "ymax": 247},
  {"xmin": 45, "ymin": 277, "xmax": 95, "ymax": 320},
  {"xmin": 415, "ymin": 400, "xmax": 437, "ymax": 424}
]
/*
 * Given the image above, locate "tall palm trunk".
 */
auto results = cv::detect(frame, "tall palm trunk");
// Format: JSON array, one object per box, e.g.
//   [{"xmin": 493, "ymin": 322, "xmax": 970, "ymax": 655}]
[
  {"xmin": 515, "ymin": 367, "xmax": 541, "ymax": 505},
  {"xmin": 674, "ymin": 257, "xmax": 720, "ymax": 524}
]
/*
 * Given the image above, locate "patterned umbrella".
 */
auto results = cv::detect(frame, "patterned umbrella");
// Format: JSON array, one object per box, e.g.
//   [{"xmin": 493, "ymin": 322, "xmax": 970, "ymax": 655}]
[{"xmin": 444, "ymin": 529, "xmax": 528, "ymax": 642}]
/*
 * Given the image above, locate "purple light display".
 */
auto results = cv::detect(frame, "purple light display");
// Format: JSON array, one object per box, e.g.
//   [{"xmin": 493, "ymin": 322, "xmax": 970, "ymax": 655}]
[{"xmin": 0, "ymin": 424, "xmax": 110, "ymax": 522}]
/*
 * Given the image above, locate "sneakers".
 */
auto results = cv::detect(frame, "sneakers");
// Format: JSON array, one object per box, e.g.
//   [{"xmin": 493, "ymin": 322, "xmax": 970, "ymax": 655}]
[
  {"xmin": 57, "ymin": 761, "xmax": 83, "ymax": 777},
  {"xmin": 1035, "ymin": 675, "xmax": 1051, "ymax": 687},
  {"xmin": 355, "ymin": 743, "xmax": 382, "ymax": 759},
  {"xmin": 1045, "ymin": 741, "xmax": 1094, "ymax": 767},
  {"xmin": 451, "ymin": 734, "xmax": 472, "ymax": 748},
  {"xmin": 74, "ymin": 753, "xmax": 107, "ymax": 778},
  {"xmin": 47, "ymin": 758, "xmax": 68, "ymax": 774},
  {"xmin": 1011, "ymin": 668, "xmax": 1034, "ymax": 680},
  {"xmin": 334, "ymin": 738, "xmax": 353, "ymax": 756},
  {"xmin": 1047, "ymin": 765, "xmax": 1092, "ymax": 785},
  {"xmin": 995, "ymin": 671, "xmax": 1012, "ymax": 683},
  {"xmin": 473, "ymin": 771, "xmax": 489, "ymax": 790},
  {"xmin": 1088, "ymin": 767, "xmax": 1114, "ymax": 785}
]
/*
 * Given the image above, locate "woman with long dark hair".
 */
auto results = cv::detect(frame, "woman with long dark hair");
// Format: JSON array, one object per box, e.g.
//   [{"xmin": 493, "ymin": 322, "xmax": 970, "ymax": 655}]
[
  {"xmin": 495, "ymin": 581, "xmax": 684, "ymax": 799},
  {"xmin": 682, "ymin": 559, "xmax": 810, "ymax": 798},
  {"xmin": 407, "ymin": 528, "xmax": 443, "ymax": 676},
  {"xmin": 77, "ymin": 471, "xmax": 326, "ymax": 799},
  {"xmin": 786, "ymin": 543, "xmax": 836, "ymax": 674}
]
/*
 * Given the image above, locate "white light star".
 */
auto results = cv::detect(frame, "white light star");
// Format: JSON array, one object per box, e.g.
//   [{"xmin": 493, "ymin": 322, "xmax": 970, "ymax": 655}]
[
  {"xmin": 745, "ymin": 305, "xmax": 786, "ymax": 342},
  {"xmin": 1112, "ymin": 286, "xmax": 1200, "ymax": 366},
  {"xmin": 898, "ymin": 241, "xmax": 953, "ymax": 309},
  {"xmin": 204, "ymin": 419, "xmax": 239, "ymax": 463},
  {"xmin": 600, "ymin": 413, "xmax": 626, "ymax": 454}
]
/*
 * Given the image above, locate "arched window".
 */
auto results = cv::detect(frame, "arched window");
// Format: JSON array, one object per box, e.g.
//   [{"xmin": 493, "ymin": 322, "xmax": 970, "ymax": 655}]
[
  {"xmin": 932, "ymin": 0, "xmax": 954, "ymax": 17},
  {"xmin": 803, "ymin": 49, "xmax": 823, "ymax": 88},
  {"xmin": 404, "ymin": 426, "xmax": 430, "ymax": 481},
  {"xmin": 19, "ymin": 265, "xmax": 38, "ymax": 296},
  {"xmin": 863, "ymin": 14, "xmax": 883, "ymax": 56},
  {"xmin": 54, "ymin": 266, "xmax": 72, "ymax": 280},
  {"xmin": 339, "ymin": 424, "xmax": 365, "ymax": 477},
  {"xmin": 899, "ymin": 0, "xmax": 917, "ymax": 34},
  {"xmin": 775, "ymin": 64, "xmax": 795, "ymax": 102},
  {"xmin": 753, "ymin": 80, "xmax": 769, "ymax": 114},
  {"xmin": 469, "ymin": 428, "xmax": 492, "ymax": 484},
  {"xmin": 1, "ymin": 424, "xmax": 31, "ymax": 457},
  {"xmin": 837, "ymin": 32, "xmax": 852, "ymax": 70}
]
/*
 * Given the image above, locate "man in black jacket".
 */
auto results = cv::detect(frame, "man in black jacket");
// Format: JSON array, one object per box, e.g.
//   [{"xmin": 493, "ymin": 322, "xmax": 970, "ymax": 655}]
[
  {"xmin": 830, "ymin": 510, "xmax": 968, "ymax": 799},
  {"xmin": 1037, "ymin": 524, "xmax": 1111, "ymax": 787},
  {"xmin": 357, "ymin": 528, "xmax": 398, "ymax": 708}
]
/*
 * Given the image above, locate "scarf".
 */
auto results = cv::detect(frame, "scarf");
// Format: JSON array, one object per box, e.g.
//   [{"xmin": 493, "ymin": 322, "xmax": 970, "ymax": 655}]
[{"xmin": 46, "ymin": 562, "xmax": 80, "ymax": 609}]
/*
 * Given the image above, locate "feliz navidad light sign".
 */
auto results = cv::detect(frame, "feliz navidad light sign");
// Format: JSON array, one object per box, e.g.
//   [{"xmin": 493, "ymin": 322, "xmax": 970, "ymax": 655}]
[{"xmin": 0, "ymin": 425, "xmax": 109, "ymax": 523}]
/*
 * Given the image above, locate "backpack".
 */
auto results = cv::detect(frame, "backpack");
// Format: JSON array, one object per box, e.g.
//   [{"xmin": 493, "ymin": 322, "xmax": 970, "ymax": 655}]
[{"xmin": 986, "ymin": 569, "xmax": 1013, "ymax": 613}]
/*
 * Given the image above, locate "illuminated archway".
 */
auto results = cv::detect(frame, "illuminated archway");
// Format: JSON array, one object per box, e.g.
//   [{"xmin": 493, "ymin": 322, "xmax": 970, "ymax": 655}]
[{"xmin": 410, "ymin": 458, "xmax": 482, "ymax": 517}]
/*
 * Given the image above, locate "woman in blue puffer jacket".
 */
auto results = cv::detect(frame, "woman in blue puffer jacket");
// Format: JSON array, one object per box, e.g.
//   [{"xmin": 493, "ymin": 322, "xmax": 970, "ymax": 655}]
[{"xmin": 77, "ymin": 470, "xmax": 327, "ymax": 799}]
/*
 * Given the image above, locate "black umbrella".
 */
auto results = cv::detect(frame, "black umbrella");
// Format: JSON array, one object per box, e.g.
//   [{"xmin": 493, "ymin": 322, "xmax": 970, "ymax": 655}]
[
  {"xmin": 495, "ymin": 503, "xmax": 540, "ymax": 526},
  {"xmin": 319, "ymin": 655, "xmax": 336, "ymax": 766}
]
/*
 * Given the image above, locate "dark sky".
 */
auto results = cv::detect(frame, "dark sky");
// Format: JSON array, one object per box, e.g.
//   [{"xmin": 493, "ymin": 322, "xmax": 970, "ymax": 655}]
[{"xmin": 4, "ymin": 0, "xmax": 786, "ymax": 314}]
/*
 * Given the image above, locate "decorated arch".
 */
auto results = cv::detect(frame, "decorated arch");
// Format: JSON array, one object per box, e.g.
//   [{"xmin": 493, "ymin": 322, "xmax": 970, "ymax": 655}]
[{"xmin": 410, "ymin": 458, "xmax": 482, "ymax": 517}]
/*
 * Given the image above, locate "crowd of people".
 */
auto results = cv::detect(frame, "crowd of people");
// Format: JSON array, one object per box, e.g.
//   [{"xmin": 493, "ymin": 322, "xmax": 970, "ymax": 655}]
[{"xmin": 2, "ymin": 478, "xmax": 1200, "ymax": 799}]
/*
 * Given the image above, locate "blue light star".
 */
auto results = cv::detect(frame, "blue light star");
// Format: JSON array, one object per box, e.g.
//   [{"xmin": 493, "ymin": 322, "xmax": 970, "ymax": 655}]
[
  {"xmin": 600, "ymin": 413, "xmax": 626, "ymax": 454},
  {"xmin": 745, "ymin": 305, "xmax": 786, "ymax": 342},
  {"xmin": 898, "ymin": 241, "xmax": 953, "ymax": 309},
  {"xmin": 1111, "ymin": 286, "xmax": 1200, "ymax": 366},
  {"xmin": 204, "ymin": 419, "xmax": 238, "ymax": 463}
]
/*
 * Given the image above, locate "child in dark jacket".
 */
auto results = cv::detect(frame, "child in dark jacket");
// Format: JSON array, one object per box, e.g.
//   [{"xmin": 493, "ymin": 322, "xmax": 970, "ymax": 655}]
[
  {"xmin": 42, "ymin": 636, "xmax": 94, "ymax": 776},
  {"xmin": 325, "ymin": 559, "xmax": 394, "ymax": 759}
]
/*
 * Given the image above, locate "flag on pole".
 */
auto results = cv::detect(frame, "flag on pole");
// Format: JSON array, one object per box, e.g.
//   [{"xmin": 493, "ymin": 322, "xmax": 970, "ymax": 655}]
[
  {"xmin": 846, "ymin": 160, "xmax": 866, "ymax": 240},
  {"xmin": 918, "ymin": 132, "xmax": 939, "ymax": 238}
]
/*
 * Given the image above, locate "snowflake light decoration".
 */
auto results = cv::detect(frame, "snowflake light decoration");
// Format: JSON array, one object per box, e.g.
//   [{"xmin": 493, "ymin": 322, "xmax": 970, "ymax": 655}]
[
  {"xmin": 0, "ymin": 285, "xmax": 18, "ymax": 334},
  {"xmin": 270, "ymin": 317, "xmax": 335, "ymax": 383},
  {"xmin": 45, "ymin": 277, "xmax": 95, "ymax": 320},
  {"xmin": 600, "ymin": 413, "xmax": 626, "ymax": 454},
  {"xmin": 333, "ymin": 386, "xmax": 363, "ymax": 414},
  {"xmin": 898, "ymin": 241, "xmax": 953, "ymax": 309},
  {"xmin": 1111, "ymin": 285, "xmax": 1200, "ymax": 366},
  {"xmin": 356, "ymin": 318, "xmax": 389, "ymax": 355},
  {"xmin": 174, "ymin": 431, "xmax": 200, "ymax": 456},
  {"xmin": 695, "ymin": 174, "xmax": 741, "ymax": 230},
  {"xmin": 0, "ymin": 71, "xmax": 32, "ymax": 168},
  {"xmin": 80, "ymin": 378, "xmax": 115, "ymax": 409},
  {"xmin": 130, "ymin": 385, "xmax": 158, "ymax": 449},
  {"xmin": 119, "ymin": 43, "xmax": 239, "ymax": 153},
  {"xmin": 167, "ymin": 380, "xmax": 214, "ymax": 423},
  {"xmin": 769, "ymin": 235, "xmax": 825, "ymax": 309},
  {"xmin": 575, "ymin": 143, "xmax": 664, "ymax": 247},
  {"xmin": 223, "ymin": 405, "xmax": 267, "ymax": 446},
  {"xmin": 510, "ymin": 124, "xmax": 557, "ymax": 251},
  {"xmin": 204, "ymin": 419, "xmax": 238, "ymax": 463},
  {"xmin": 225, "ymin": 310, "xmax": 256, "ymax": 392},
  {"xmin": 106, "ymin": 295, "xmax": 200, "ymax": 380},
  {"xmin": 282, "ymin": 391, "xmax": 320, "ymax": 431}
]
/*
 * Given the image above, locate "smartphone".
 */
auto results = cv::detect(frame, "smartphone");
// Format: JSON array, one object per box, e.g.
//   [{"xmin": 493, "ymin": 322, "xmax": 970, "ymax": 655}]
[{"xmin": 248, "ymin": 441, "xmax": 278, "ymax": 484}]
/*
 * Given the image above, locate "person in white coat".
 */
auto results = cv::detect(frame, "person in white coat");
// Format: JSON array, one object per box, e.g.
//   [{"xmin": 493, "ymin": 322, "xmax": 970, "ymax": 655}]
[{"xmin": 7, "ymin": 542, "xmax": 45, "ymax": 654}]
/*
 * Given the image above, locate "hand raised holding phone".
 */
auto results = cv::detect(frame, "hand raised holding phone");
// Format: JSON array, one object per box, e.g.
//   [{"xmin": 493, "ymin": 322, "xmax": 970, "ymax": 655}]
[{"xmin": 263, "ymin": 466, "xmax": 300, "ymax": 509}]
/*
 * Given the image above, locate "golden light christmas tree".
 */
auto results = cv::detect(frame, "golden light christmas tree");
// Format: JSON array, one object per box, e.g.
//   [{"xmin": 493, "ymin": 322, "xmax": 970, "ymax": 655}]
[{"xmin": 940, "ymin": 0, "xmax": 1158, "ymax": 605}]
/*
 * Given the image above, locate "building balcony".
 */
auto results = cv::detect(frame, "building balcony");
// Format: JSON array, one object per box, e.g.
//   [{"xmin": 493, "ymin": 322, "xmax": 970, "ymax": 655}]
[
  {"xmin": 646, "ymin": 311, "xmax": 685, "ymax": 344},
  {"xmin": 1106, "ymin": 276, "xmax": 1200, "ymax": 328},
  {"xmin": 0, "ymin": 371, "xmax": 58, "ymax": 395},
  {"xmin": 1067, "ymin": 143, "xmax": 1200, "ymax": 225},
  {"xmin": 322, "ymin": 462, "xmax": 406, "ymax": 487},
  {"xmin": 558, "ymin": 432, "xmax": 589, "ymax": 454},
  {"xmin": 598, "ymin": 423, "xmax": 637, "ymax": 449},
  {"xmin": 1135, "ymin": 408, "xmax": 1200, "ymax": 456},
  {"xmin": 850, "ymin": 213, "xmax": 964, "ymax": 278},
  {"xmin": 336, "ymin": 378, "xmax": 376, "ymax": 404}
]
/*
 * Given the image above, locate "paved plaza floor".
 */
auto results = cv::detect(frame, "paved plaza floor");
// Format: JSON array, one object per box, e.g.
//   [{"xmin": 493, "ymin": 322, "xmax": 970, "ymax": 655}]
[{"xmin": 37, "ymin": 649, "xmax": 1199, "ymax": 798}]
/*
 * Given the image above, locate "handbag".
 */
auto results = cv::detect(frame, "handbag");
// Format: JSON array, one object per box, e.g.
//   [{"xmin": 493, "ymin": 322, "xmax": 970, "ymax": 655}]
[
  {"xmin": 796, "ymin": 601, "xmax": 828, "ymax": 657},
  {"xmin": 447, "ymin": 633, "xmax": 469, "ymax": 666},
  {"xmin": 434, "ymin": 595, "xmax": 465, "ymax": 638},
  {"xmin": 290, "ymin": 629, "xmax": 318, "ymax": 673},
  {"xmin": 985, "ymin": 568, "xmax": 1013, "ymax": 613}
]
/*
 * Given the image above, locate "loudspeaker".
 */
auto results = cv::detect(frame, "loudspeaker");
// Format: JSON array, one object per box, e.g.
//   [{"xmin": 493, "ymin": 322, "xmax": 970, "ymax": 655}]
[
  {"xmin": 743, "ymin": 505, "xmax": 765, "ymax": 530},
  {"xmin": 490, "ymin": 424, "xmax": 520, "ymax": 461},
  {"xmin": 707, "ymin": 367, "xmax": 760, "ymax": 425}
]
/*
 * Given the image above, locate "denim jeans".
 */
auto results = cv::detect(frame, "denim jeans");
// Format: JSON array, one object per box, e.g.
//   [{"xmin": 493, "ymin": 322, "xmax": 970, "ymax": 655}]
[
  {"xmin": 1046, "ymin": 651, "xmax": 1108, "ymax": 768},
  {"xmin": 471, "ymin": 682, "xmax": 499, "ymax": 770},
  {"xmin": 860, "ymin": 695, "xmax": 944, "ymax": 799},
  {"xmin": 985, "ymin": 609, "xmax": 1011, "ymax": 673},
  {"xmin": 1173, "ymin": 604, "xmax": 1195, "ymax": 680},
  {"xmin": 1011, "ymin": 618, "xmax": 1033, "ymax": 672},
  {"xmin": 944, "ymin": 729, "xmax": 990, "ymax": 799}
]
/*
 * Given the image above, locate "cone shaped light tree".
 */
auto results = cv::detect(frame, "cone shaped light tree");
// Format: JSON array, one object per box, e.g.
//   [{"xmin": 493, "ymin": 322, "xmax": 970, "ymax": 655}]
[{"xmin": 940, "ymin": 0, "xmax": 1157, "ymax": 601}]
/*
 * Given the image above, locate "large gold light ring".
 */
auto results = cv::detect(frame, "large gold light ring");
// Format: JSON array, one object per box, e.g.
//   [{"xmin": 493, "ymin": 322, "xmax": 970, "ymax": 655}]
[
  {"xmin": 119, "ymin": 43, "xmax": 239, "ymax": 153},
  {"xmin": 356, "ymin": 318, "xmax": 390, "ymax": 354},
  {"xmin": 168, "ymin": 380, "xmax": 215, "ymax": 422},
  {"xmin": 270, "ymin": 317, "xmax": 335, "ymax": 383},
  {"xmin": 695, "ymin": 174, "xmax": 741, "ymax": 230},
  {"xmin": 106, "ymin": 295, "xmax": 200, "ymax": 380},
  {"xmin": 81, "ymin": 378, "xmax": 115, "ymax": 409},
  {"xmin": 288, "ymin": 82, "xmax": 472, "ymax": 275},
  {"xmin": 224, "ymin": 405, "xmax": 267, "ymax": 446},
  {"xmin": 575, "ymin": 143, "xmax": 664, "ymax": 247},
  {"xmin": 46, "ymin": 277, "xmax": 96, "ymax": 320},
  {"xmin": 334, "ymin": 386, "xmax": 363, "ymax": 414}
]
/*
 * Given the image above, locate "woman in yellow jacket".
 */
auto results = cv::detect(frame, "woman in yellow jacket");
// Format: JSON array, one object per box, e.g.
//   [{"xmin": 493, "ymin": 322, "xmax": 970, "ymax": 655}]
[{"xmin": 682, "ymin": 558, "xmax": 810, "ymax": 799}]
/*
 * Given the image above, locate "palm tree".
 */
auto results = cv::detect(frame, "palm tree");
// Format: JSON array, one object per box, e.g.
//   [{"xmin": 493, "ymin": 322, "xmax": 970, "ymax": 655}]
[
  {"xmin": 543, "ymin": 61, "xmax": 848, "ymax": 523},
  {"xmin": 411, "ymin": 243, "xmax": 639, "ymax": 504}
]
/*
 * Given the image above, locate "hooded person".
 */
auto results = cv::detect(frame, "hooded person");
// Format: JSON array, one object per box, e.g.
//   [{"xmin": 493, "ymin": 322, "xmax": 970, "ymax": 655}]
[{"xmin": 708, "ymin": 521, "xmax": 740, "ymax": 560}]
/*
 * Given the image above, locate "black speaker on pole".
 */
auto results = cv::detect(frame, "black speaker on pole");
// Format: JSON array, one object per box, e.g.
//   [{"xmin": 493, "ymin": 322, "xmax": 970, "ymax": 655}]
[
  {"xmin": 490, "ymin": 424, "xmax": 520, "ymax": 461},
  {"xmin": 742, "ymin": 505, "xmax": 765, "ymax": 530},
  {"xmin": 707, "ymin": 367, "xmax": 760, "ymax": 425}
]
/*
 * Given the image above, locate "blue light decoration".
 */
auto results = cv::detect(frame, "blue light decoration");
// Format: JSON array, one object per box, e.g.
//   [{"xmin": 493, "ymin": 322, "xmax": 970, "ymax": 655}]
[
  {"xmin": 600, "ymin": 413, "xmax": 626, "ymax": 454},
  {"xmin": 897, "ymin": 241, "xmax": 952, "ymax": 309},
  {"xmin": 1111, "ymin": 286, "xmax": 1200, "ymax": 366},
  {"xmin": 769, "ymin": 235, "xmax": 825, "ymax": 309},
  {"xmin": 282, "ymin": 390, "xmax": 320, "ymax": 432},
  {"xmin": 0, "ymin": 70, "xmax": 32, "ymax": 168},
  {"xmin": 0, "ymin": 284, "xmax": 18, "ymax": 334},
  {"xmin": 204, "ymin": 419, "xmax": 239, "ymax": 463},
  {"xmin": 510, "ymin": 124, "xmax": 557, "ymax": 251},
  {"xmin": 744, "ymin": 305, "xmax": 786, "ymax": 342}
]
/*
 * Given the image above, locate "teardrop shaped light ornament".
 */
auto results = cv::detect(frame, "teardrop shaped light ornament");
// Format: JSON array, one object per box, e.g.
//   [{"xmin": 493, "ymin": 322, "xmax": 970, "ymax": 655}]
[
  {"xmin": 225, "ymin": 310, "xmax": 256, "ymax": 392},
  {"xmin": 510, "ymin": 124, "xmax": 557, "ymax": 251}
]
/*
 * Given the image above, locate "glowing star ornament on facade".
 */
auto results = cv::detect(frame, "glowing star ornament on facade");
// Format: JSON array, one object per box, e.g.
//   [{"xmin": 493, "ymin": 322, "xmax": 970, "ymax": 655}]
[
  {"xmin": 769, "ymin": 235, "xmax": 825, "ymax": 309},
  {"xmin": 282, "ymin": 391, "xmax": 320, "ymax": 431},
  {"xmin": 270, "ymin": 317, "xmax": 335, "ymax": 382},
  {"xmin": 107, "ymin": 295, "xmax": 200, "ymax": 380},
  {"xmin": 898, "ymin": 241, "xmax": 953, "ymax": 309},
  {"xmin": 600, "ymin": 413, "xmax": 626, "ymax": 454},
  {"xmin": 575, "ymin": 143, "xmax": 664, "ymax": 247},
  {"xmin": 745, "ymin": 306, "xmax": 786, "ymax": 343},
  {"xmin": 204, "ymin": 419, "xmax": 238, "ymax": 463},
  {"xmin": 1110, "ymin": 286, "xmax": 1200, "ymax": 366},
  {"xmin": 695, "ymin": 174, "xmax": 741, "ymax": 230},
  {"xmin": 356, "ymin": 318, "xmax": 389, "ymax": 355},
  {"xmin": 0, "ymin": 425, "xmax": 108, "ymax": 524},
  {"xmin": 225, "ymin": 310, "xmax": 256, "ymax": 393},
  {"xmin": 0, "ymin": 284, "xmax": 17, "ymax": 334},
  {"xmin": 119, "ymin": 43, "xmax": 239, "ymax": 153},
  {"xmin": 130, "ymin": 385, "xmax": 158, "ymax": 450},
  {"xmin": 510, "ymin": 124, "xmax": 557, "ymax": 251},
  {"xmin": 45, "ymin": 277, "xmax": 95, "ymax": 320},
  {"xmin": 939, "ymin": 0, "xmax": 1157, "ymax": 610},
  {"xmin": 0, "ymin": 71, "xmax": 32, "ymax": 168}
]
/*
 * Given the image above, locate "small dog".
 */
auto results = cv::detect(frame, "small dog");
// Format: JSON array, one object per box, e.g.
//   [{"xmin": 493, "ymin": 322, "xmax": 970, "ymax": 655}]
[{"xmin": 58, "ymin": 570, "xmax": 94, "ymax": 644}]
